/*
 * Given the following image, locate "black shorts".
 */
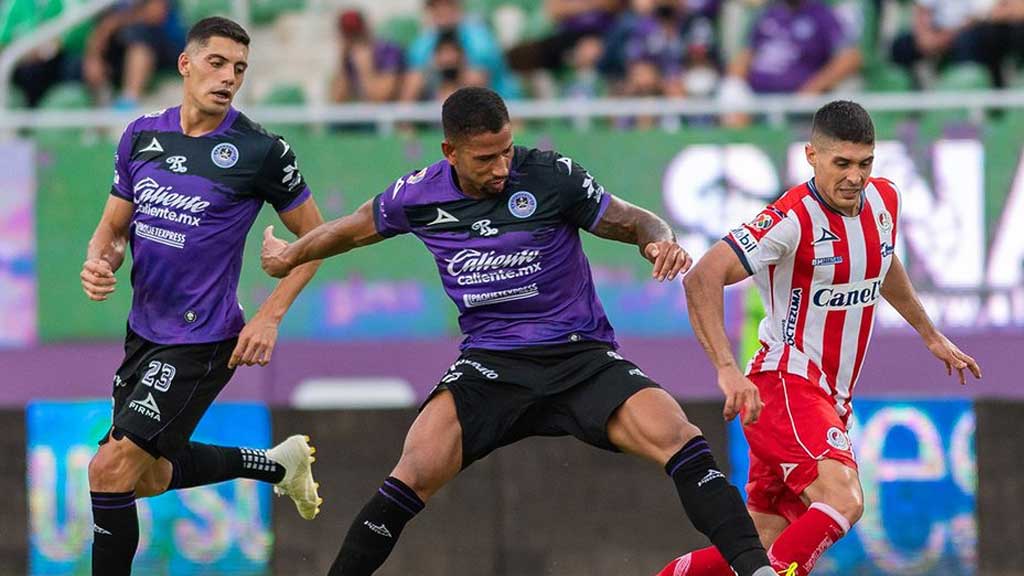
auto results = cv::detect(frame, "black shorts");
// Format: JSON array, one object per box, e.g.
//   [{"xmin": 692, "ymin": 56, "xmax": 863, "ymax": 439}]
[
  {"xmin": 99, "ymin": 328, "xmax": 236, "ymax": 458},
  {"xmin": 426, "ymin": 341, "xmax": 660, "ymax": 468}
]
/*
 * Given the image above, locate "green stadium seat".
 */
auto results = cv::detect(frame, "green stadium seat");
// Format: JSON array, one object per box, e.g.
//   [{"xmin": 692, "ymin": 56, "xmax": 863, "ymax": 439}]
[
  {"xmin": 261, "ymin": 84, "xmax": 306, "ymax": 105},
  {"xmin": 866, "ymin": 63, "xmax": 912, "ymax": 92},
  {"xmin": 936, "ymin": 63, "xmax": 991, "ymax": 91},
  {"xmin": 179, "ymin": 0, "xmax": 233, "ymax": 24},
  {"xmin": 38, "ymin": 82, "xmax": 91, "ymax": 109},
  {"xmin": 251, "ymin": 0, "xmax": 305, "ymax": 26},
  {"xmin": 378, "ymin": 16, "xmax": 421, "ymax": 49},
  {"xmin": 260, "ymin": 84, "xmax": 307, "ymax": 134}
]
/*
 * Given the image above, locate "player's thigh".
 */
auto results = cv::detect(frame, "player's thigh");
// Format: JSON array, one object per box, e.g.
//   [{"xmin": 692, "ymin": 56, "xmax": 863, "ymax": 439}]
[
  {"xmin": 135, "ymin": 458, "xmax": 173, "ymax": 498},
  {"xmin": 391, "ymin": 390, "xmax": 464, "ymax": 501},
  {"xmin": 749, "ymin": 509, "xmax": 789, "ymax": 549},
  {"xmin": 117, "ymin": 338, "xmax": 236, "ymax": 459},
  {"xmin": 606, "ymin": 387, "xmax": 702, "ymax": 465}
]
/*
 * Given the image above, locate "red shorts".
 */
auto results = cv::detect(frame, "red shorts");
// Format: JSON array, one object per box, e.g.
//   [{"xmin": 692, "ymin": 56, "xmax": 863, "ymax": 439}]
[{"xmin": 743, "ymin": 371, "xmax": 858, "ymax": 523}]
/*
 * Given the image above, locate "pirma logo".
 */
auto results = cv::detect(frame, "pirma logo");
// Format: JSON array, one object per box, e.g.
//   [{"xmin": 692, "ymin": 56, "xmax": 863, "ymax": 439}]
[{"xmin": 128, "ymin": 393, "xmax": 161, "ymax": 421}]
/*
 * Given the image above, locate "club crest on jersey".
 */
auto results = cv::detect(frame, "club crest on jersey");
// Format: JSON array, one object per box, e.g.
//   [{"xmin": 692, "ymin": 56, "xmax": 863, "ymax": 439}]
[
  {"xmin": 877, "ymin": 211, "xmax": 893, "ymax": 233},
  {"xmin": 508, "ymin": 191, "xmax": 537, "ymax": 218},
  {"xmin": 826, "ymin": 427, "xmax": 851, "ymax": 451},
  {"xmin": 211, "ymin": 143, "xmax": 239, "ymax": 168}
]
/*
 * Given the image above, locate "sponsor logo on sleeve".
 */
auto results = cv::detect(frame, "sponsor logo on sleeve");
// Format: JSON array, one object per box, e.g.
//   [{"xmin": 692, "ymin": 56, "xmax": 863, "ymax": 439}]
[{"xmin": 730, "ymin": 226, "xmax": 758, "ymax": 254}]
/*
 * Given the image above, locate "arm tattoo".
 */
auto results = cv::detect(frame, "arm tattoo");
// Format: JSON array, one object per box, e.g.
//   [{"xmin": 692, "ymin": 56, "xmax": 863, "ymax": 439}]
[{"xmin": 591, "ymin": 197, "xmax": 675, "ymax": 248}]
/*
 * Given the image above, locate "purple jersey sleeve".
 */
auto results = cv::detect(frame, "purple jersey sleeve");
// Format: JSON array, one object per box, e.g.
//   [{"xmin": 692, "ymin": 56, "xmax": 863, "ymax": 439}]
[
  {"xmin": 372, "ymin": 176, "xmax": 413, "ymax": 237},
  {"xmin": 553, "ymin": 155, "xmax": 612, "ymax": 231},
  {"xmin": 254, "ymin": 137, "xmax": 311, "ymax": 212},
  {"xmin": 110, "ymin": 121, "xmax": 136, "ymax": 201}
]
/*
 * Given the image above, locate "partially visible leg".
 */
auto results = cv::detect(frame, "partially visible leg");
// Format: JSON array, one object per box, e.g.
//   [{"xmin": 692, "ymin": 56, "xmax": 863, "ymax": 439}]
[
  {"xmin": 89, "ymin": 431, "xmax": 155, "ymax": 576},
  {"xmin": 655, "ymin": 505, "xmax": 790, "ymax": 576},
  {"xmin": 766, "ymin": 460, "xmax": 861, "ymax": 575},
  {"xmin": 121, "ymin": 43, "xmax": 155, "ymax": 102},
  {"xmin": 607, "ymin": 388, "xmax": 773, "ymax": 576},
  {"xmin": 329, "ymin": 390, "xmax": 463, "ymax": 576}
]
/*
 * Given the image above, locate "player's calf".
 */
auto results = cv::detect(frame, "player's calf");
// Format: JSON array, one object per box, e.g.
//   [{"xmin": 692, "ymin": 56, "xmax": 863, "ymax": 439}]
[{"xmin": 89, "ymin": 433, "xmax": 154, "ymax": 576}]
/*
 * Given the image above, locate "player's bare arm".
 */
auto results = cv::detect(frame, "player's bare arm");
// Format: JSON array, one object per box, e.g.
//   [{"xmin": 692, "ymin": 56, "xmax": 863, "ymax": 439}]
[
  {"xmin": 590, "ymin": 196, "xmax": 693, "ymax": 281},
  {"xmin": 261, "ymin": 197, "xmax": 383, "ymax": 278},
  {"xmin": 683, "ymin": 241, "xmax": 763, "ymax": 425},
  {"xmin": 230, "ymin": 197, "xmax": 326, "ymax": 368},
  {"xmin": 82, "ymin": 195, "xmax": 134, "ymax": 301},
  {"xmin": 881, "ymin": 253, "xmax": 982, "ymax": 384}
]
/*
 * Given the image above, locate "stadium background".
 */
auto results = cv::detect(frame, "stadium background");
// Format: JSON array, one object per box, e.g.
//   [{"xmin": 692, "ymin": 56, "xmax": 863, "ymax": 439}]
[{"xmin": 2, "ymin": 0, "xmax": 1023, "ymax": 574}]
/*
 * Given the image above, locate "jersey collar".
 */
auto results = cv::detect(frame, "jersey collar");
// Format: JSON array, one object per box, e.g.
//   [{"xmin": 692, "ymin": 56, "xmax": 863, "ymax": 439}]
[{"xmin": 807, "ymin": 178, "xmax": 863, "ymax": 218}]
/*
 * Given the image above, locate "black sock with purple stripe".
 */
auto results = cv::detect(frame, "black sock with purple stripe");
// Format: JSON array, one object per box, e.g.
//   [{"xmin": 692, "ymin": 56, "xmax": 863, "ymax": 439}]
[
  {"xmin": 666, "ymin": 436, "xmax": 770, "ymax": 576},
  {"xmin": 329, "ymin": 476, "xmax": 425, "ymax": 576},
  {"xmin": 91, "ymin": 490, "xmax": 139, "ymax": 576}
]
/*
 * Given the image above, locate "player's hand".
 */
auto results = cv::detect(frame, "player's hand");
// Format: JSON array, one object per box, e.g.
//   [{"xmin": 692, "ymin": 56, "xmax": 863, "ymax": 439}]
[
  {"xmin": 717, "ymin": 366, "xmax": 762, "ymax": 425},
  {"xmin": 643, "ymin": 241, "xmax": 692, "ymax": 282},
  {"xmin": 261, "ymin": 225, "xmax": 294, "ymax": 278},
  {"xmin": 229, "ymin": 313, "xmax": 279, "ymax": 368},
  {"xmin": 925, "ymin": 332, "xmax": 982, "ymax": 385},
  {"xmin": 81, "ymin": 258, "xmax": 116, "ymax": 301}
]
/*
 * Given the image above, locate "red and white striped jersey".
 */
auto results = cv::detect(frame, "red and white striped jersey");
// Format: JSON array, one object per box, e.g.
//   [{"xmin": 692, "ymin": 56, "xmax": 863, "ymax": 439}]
[{"xmin": 724, "ymin": 178, "xmax": 901, "ymax": 419}]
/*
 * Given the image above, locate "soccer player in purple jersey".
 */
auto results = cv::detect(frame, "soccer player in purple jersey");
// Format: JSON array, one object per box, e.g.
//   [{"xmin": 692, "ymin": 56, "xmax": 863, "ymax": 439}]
[
  {"xmin": 80, "ymin": 17, "xmax": 324, "ymax": 575},
  {"xmin": 262, "ymin": 87, "xmax": 776, "ymax": 576}
]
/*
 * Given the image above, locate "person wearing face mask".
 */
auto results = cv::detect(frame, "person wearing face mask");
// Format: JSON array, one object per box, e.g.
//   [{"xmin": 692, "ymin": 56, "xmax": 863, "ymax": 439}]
[
  {"xmin": 717, "ymin": 0, "xmax": 861, "ymax": 126},
  {"xmin": 427, "ymin": 28, "xmax": 489, "ymax": 101}
]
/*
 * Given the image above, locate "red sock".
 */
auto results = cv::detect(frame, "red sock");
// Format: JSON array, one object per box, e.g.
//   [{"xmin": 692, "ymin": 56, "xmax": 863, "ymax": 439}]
[
  {"xmin": 654, "ymin": 503, "xmax": 849, "ymax": 576},
  {"xmin": 655, "ymin": 547, "xmax": 732, "ymax": 576},
  {"xmin": 767, "ymin": 503, "xmax": 849, "ymax": 575}
]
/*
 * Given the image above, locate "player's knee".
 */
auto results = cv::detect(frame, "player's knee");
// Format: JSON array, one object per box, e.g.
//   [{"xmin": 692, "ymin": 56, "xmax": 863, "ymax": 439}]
[
  {"xmin": 819, "ymin": 486, "xmax": 863, "ymax": 526},
  {"xmin": 89, "ymin": 449, "xmax": 135, "ymax": 492}
]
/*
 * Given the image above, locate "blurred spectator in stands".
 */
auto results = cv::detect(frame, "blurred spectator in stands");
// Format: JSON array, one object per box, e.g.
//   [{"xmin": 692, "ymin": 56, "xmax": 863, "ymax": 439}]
[
  {"xmin": 431, "ymin": 28, "xmax": 488, "ymax": 101},
  {"xmin": 2, "ymin": 0, "xmax": 91, "ymax": 107},
  {"xmin": 402, "ymin": 0, "xmax": 519, "ymax": 101},
  {"xmin": 563, "ymin": 35, "xmax": 607, "ymax": 98},
  {"xmin": 718, "ymin": 0, "xmax": 861, "ymax": 126},
  {"xmin": 623, "ymin": 0, "xmax": 720, "ymax": 99},
  {"xmin": 506, "ymin": 0, "xmax": 623, "ymax": 97},
  {"xmin": 82, "ymin": 0, "xmax": 186, "ymax": 108},
  {"xmin": 977, "ymin": 0, "xmax": 1024, "ymax": 87},
  {"xmin": 890, "ymin": 1, "xmax": 992, "ymax": 87},
  {"xmin": 330, "ymin": 10, "xmax": 405, "ymax": 103}
]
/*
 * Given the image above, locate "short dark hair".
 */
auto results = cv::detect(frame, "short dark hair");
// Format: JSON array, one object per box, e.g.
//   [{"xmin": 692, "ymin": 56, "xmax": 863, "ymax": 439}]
[
  {"xmin": 186, "ymin": 17, "xmax": 250, "ymax": 48},
  {"xmin": 442, "ymin": 87, "xmax": 509, "ymax": 141},
  {"xmin": 811, "ymin": 100, "xmax": 875, "ymax": 145}
]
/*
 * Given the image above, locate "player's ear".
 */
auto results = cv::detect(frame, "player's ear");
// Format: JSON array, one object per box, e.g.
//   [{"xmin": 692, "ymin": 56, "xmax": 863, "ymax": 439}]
[
  {"xmin": 805, "ymin": 142, "xmax": 816, "ymax": 169},
  {"xmin": 441, "ymin": 139, "xmax": 458, "ymax": 166},
  {"xmin": 178, "ymin": 51, "xmax": 190, "ymax": 78}
]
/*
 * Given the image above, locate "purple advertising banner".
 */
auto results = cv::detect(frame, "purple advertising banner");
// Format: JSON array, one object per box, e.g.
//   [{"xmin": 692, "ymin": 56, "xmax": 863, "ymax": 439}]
[{"xmin": 1, "ymin": 332, "xmax": 1019, "ymax": 408}]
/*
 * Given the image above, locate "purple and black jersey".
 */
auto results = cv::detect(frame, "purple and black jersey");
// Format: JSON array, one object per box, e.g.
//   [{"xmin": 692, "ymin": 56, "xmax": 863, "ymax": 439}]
[
  {"xmin": 373, "ymin": 147, "xmax": 617, "ymax": 351},
  {"xmin": 110, "ymin": 106, "xmax": 311, "ymax": 345}
]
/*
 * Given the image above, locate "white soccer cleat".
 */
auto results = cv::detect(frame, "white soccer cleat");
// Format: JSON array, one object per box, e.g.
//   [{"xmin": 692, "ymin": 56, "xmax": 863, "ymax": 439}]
[{"xmin": 266, "ymin": 434, "xmax": 323, "ymax": 520}]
